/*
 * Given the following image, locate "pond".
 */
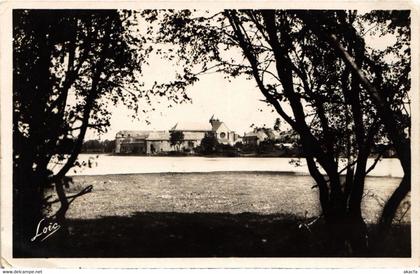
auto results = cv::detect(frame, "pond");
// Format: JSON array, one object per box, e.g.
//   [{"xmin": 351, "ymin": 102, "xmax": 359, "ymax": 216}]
[{"xmin": 55, "ymin": 154, "xmax": 404, "ymax": 177}]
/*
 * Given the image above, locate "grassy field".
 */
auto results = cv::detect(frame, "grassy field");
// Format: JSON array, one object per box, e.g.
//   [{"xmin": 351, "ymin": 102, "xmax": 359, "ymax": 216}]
[
  {"xmin": 44, "ymin": 171, "xmax": 410, "ymax": 257},
  {"xmin": 61, "ymin": 172, "xmax": 409, "ymax": 223}
]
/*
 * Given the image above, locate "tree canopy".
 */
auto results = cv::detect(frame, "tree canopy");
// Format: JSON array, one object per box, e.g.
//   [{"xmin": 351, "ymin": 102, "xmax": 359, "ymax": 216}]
[
  {"xmin": 13, "ymin": 9, "xmax": 152, "ymax": 254},
  {"xmin": 170, "ymin": 131, "xmax": 185, "ymax": 150},
  {"xmin": 142, "ymin": 9, "xmax": 411, "ymax": 254}
]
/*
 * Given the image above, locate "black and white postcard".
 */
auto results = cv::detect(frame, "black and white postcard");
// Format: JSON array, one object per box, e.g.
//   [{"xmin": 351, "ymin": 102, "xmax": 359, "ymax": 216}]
[{"xmin": 1, "ymin": 0, "xmax": 419, "ymax": 269}]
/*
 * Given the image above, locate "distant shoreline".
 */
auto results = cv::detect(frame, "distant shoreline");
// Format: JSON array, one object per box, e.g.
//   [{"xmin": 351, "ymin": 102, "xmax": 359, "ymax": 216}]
[
  {"xmin": 69, "ymin": 170, "xmax": 402, "ymax": 179},
  {"xmin": 62, "ymin": 154, "xmax": 404, "ymax": 178},
  {"xmin": 79, "ymin": 152, "xmax": 399, "ymax": 159},
  {"xmin": 71, "ymin": 170, "xmax": 304, "ymax": 177}
]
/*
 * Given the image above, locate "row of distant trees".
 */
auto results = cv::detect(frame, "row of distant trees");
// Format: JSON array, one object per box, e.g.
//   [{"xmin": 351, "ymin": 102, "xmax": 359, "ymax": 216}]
[
  {"xmin": 196, "ymin": 132, "xmax": 300, "ymax": 156},
  {"xmin": 81, "ymin": 140, "xmax": 115, "ymax": 153},
  {"xmin": 171, "ymin": 128, "xmax": 396, "ymax": 157},
  {"xmin": 86, "ymin": 130, "xmax": 394, "ymax": 157}
]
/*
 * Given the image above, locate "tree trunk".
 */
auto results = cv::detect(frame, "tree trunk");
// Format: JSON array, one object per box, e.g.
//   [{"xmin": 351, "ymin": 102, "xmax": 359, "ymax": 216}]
[
  {"xmin": 321, "ymin": 204, "xmax": 367, "ymax": 256},
  {"xmin": 380, "ymin": 174, "xmax": 410, "ymax": 229},
  {"xmin": 51, "ymin": 177, "xmax": 71, "ymax": 254}
]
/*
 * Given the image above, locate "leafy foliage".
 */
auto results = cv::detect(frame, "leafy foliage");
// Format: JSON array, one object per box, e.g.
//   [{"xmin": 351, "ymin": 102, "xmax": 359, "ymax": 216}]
[
  {"xmin": 14, "ymin": 10, "xmax": 147, "ymax": 179},
  {"xmin": 81, "ymin": 139, "xmax": 115, "ymax": 153},
  {"xmin": 141, "ymin": 9, "xmax": 411, "ymax": 253},
  {"xmin": 13, "ymin": 9, "xmax": 158, "ymax": 252},
  {"xmin": 169, "ymin": 131, "xmax": 185, "ymax": 150},
  {"xmin": 198, "ymin": 133, "xmax": 219, "ymax": 154}
]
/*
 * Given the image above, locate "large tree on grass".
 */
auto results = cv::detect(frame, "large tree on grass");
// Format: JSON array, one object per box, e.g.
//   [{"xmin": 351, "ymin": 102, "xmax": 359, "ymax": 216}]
[
  {"xmin": 13, "ymin": 9, "xmax": 152, "ymax": 255},
  {"xmin": 296, "ymin": 10, "xmax": 411, "ymax": 232},
  {"xmin": 142, "ymin": 9, "xmax": 411, "ymax": 254}
]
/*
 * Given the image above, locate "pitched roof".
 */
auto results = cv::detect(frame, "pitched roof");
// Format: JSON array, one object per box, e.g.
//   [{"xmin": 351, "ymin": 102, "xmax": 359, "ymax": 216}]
[
  {"xmin": 211, "ymin": 120, "xmax": 226, "ymax": 132},
  {"xmin": 244, "ymin": 132, "xmax": 258, "ymax": 137},
  {"xmin": 146, "ymin": 131, "xmax": 170, "ymax": 141},
  {"xmin": 171, "ymin": 121, "xmax": 212, "ymax": 132},
  {"xmin": 244, "ymin": 131, "xmax": 268, "ymax": 140},
  {"xmin": 263, "ymin": 129, "xmax": 280, "ymax": 140},
  {"xmin": 116, "ymin": 130, "xmax": 152, "ymax": 138},
  {"xmin": 182, "ymin": 132, "xmax": 206, "ymax": 140}
]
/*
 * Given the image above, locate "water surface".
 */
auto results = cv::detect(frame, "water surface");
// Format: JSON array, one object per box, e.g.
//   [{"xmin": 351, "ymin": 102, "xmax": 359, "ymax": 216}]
[{"xmin": 56, "ymin": 154, "xmax": 404, "ymax": 177}]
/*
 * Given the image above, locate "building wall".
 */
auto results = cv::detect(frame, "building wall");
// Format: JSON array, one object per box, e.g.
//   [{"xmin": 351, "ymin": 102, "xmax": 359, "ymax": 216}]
[
  {"xmin": 243, "ymin": 136, "xmax": 259, "ymax": 146},
  {"xmin": 115, "ymin": 132, "xmax": 150, "ymax": 154},
  {"xmin": 116, "ymin": 133, "xmax": 206, "ymax": 155},
  {"xmin": 146, "ymin": 139, "xmax": 202, "ymax": 154},
  {"xmin": 115, "ymin": 138, "xmax": 123, "ymax": 153},
  {"xmin": 179, "ymin": 140, "xmax": 201, "ymax": 151},
  {"xmin": 146, "ymin": 140, "xmax": 173, "ymax": 154},
  {"xmin": 215, "ymin": 123, "xmax": 235, "ymax": 145},
  {"xmin": 181, "ymin": 131, "xmax": 207, "ymax": 141},
  {"xmin": 115, "ymin": 121, "xmax": 239, "ymax": 154},
  {"xmin": 172, "ymin": 131, "xmax": 207, "ymax": 151}
]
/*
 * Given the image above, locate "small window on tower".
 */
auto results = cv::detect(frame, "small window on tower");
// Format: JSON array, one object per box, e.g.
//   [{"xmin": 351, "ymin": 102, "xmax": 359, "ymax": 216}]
[{"xmin": 220, "ymin": 132, "xmax": 226, "ymax": 138}]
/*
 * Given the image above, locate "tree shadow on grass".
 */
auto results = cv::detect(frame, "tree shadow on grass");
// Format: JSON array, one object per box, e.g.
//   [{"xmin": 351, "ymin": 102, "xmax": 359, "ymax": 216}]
[{"xmin": 17, "ymin": 212, "xmax": 410, "ymax": 258}]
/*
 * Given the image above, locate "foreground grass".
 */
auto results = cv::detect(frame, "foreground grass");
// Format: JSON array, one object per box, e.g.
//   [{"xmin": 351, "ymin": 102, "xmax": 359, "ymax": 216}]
[
  {"xmin": 39, "ymin": 172, "xmax": 410, "ymax": 257},
  {"xmin": 34, "ymin": 212, "xmax": 410, "ymax": 257},
  {"xmin": 61, "ymin": 172, "xmax": 409, "ymax": 223}
]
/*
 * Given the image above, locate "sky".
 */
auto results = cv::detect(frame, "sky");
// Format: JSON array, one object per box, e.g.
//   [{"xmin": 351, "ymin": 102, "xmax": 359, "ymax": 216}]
[
  {"xmin": 84, "ymin": 9, "xmax": 400, "ymax": 141},
  {"xmin": 82, "ymin": 10, "xmax": 285, "ymax": 141},
  {"xmin": 86, "ymin": 67, "xmax": 279, "ymax": 141}
]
